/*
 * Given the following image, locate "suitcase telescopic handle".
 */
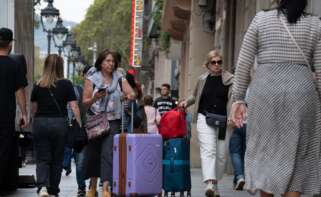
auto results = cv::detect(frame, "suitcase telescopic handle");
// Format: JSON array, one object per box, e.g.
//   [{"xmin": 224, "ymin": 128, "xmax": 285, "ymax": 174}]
[{"xmin": 130, "ymin": 101, "xmax": 134, "ymax": 133}]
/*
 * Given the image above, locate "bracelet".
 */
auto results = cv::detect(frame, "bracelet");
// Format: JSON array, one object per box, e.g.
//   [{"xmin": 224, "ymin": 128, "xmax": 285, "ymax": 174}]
[{"xmin": 233, "ymin": 100, "xmax": 246, "ymax": 105}]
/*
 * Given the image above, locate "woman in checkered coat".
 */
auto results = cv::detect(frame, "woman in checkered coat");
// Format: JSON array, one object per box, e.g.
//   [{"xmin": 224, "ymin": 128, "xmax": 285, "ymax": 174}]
[{"xmin": 230, "ymin": 0, "xmax": 321, "ymax": 196}]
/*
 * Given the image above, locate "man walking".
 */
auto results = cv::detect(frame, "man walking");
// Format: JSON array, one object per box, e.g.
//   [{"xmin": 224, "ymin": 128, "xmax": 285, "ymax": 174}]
[
  {"xmin": 0, "ymin": 27, "xmax": 28, "ymax": 191},
  {"xmin": 153, "ymin": 83, "xmax": 176, "ymax": 116}
]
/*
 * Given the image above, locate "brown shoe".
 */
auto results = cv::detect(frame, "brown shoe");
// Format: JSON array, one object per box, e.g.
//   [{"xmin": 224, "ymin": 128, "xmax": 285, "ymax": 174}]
[
  {"xmin": 86, "ymin": 178, "xmax": 97, "ymax": 197},
  {"xmin": 102, "ymin": 181, "xmax": 111, "ymax": 197}
]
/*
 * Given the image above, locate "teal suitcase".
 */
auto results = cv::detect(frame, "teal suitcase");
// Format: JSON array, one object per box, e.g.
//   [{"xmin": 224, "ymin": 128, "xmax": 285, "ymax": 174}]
[{"xmin": 163, "ymin": 138, "xmax": 191, "ymax": 196}]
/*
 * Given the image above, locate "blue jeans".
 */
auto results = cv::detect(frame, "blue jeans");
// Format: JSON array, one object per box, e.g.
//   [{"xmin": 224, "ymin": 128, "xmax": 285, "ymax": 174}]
[
  {"xmin": 229, "ymin": 125, "xmax": 246, "ymax": 183},
  {"xmin": 74, "ymin": 151, "xmax": 86, "ymax": 190},
  {"xmin": 62, "ymin": 147, "xmax": 86, "ymax": 190},
  {"xmin": 63, "ymin": 147, "xmax": 72, "ymax": 171}
]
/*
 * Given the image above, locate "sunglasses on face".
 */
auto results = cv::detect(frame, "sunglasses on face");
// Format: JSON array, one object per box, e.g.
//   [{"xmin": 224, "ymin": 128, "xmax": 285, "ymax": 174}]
[{"xmin": 210, "ymin": 60, "xmax": 223, "ymax": 65}]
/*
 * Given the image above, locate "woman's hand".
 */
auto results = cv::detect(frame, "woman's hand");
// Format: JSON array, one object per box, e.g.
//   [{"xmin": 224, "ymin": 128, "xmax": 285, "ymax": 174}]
[
  {"xmin": 230, "ymin": 102, "xmax": 247, "ymax": 128},
  {"xmin": 93, "ymin": 90, "xmax": 107, "ymax": 101},
  {"xmin": 178, "ymin": 100, "xmax": 187, "ymax": 109}
]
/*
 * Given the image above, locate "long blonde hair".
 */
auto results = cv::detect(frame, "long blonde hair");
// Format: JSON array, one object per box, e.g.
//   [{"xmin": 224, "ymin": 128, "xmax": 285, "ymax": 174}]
[{"xmin": 37, "ymin": 54, "xmax": 64, "ymax": 87}]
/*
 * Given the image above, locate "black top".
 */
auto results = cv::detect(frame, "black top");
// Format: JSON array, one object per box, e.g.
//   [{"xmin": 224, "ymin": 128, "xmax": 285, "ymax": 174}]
[
  {"xmin": 31, "ymin": 79, "xmax": 76, "ymax": 117},
  {"xmin": 153, "ymin": 96, "xmax": 176, "ymax": 116},
  {"xmin": 0, "ymin": 55, "xmax": 28, "ymax": 125},
  {"xmin": 198, "ymin": 75, "xmax": 230, "ymax": 116}
]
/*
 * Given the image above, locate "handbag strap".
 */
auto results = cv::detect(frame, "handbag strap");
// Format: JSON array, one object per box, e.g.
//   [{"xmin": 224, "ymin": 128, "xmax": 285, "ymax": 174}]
[
  {"xmin": 279, "ymin": 17, "xmax": 311, "ymax": 69},
  {"xmin": 48, "ymin": 88, "xmax": 64, "ymax": 117}
]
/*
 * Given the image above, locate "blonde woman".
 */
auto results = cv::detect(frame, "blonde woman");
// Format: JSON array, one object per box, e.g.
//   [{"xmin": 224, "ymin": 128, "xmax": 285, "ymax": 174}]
[
  {"xmin": 31, "ymin": 54, "xmax": 82, "ymax": 197},
  {"xmin": 179, "ymin": 50, "xmax": 233, "ymax": 197}
]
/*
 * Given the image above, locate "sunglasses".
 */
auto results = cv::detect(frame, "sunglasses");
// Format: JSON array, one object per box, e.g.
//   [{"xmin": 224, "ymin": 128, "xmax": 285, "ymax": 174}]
[{"xmin": 210, "ymin": 60, "xmax": 223, "ymax": 65}]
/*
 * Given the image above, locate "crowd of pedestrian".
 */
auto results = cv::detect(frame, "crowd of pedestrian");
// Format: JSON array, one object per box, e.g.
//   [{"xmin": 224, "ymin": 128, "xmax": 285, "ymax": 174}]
[{"xmin": 1, "ymin": 0, "xmax": 321, "ymax": 197}]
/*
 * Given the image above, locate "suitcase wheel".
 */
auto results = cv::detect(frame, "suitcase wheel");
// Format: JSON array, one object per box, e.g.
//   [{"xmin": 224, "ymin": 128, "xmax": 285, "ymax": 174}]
[
  {"xmin": 164, "ymin": 192, "xmax": 168, "ymax": 197},
  {"xmin": 171, "ymin": 192, "xmax": 175, "ymax": 197},
  {"xmin": 187, "ymin": 191, "xmax": 191, "ymax": 197},
  {"xmin": 179, "ymin": 192, "xmax": 184, "ymax": 197}
]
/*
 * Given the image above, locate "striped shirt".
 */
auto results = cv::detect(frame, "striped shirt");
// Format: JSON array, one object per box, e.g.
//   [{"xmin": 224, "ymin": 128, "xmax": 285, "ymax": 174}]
[{"xmin": 233, "ymin": 10, "xmax": 321, "ymax": 101}]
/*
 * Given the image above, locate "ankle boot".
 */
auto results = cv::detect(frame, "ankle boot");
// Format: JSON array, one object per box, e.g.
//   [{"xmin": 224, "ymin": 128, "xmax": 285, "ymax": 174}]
[
  {"xmin": 102, "ymin": 181, "xmax": 111, "ymax": 197},
  {"xmin": 86, "ymin": 178, "xmax": 97, "ymax": 197}
]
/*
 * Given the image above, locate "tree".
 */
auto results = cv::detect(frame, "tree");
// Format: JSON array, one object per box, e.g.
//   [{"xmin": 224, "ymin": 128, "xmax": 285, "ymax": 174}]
[{"xmin": 73, "ymin": 0, "xmax": 131, "ymax": 67}]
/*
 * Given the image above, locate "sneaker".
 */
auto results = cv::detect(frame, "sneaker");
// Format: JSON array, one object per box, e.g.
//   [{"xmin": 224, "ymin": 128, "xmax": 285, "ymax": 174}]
[
  {"xmin": 77, "ymin": 189, "xmax": 86, "ymax": 197},
  {"xmin": 234, "ymin": 177, "xmax": 245, "ymax": 191},
  {"xmin": 65, "ymin": 168, "xmax": 72, "ymax": 176},
  {"xmin": 205, "ymin": 183, "xmax": 215, "ymax": 197},
  {"xmin": 213, "ymin": 184, "xmax": 220, "ymax": 197},
  {"xmin": 38, "ymin": 187, "xmax": 49, "ymax": 197}
]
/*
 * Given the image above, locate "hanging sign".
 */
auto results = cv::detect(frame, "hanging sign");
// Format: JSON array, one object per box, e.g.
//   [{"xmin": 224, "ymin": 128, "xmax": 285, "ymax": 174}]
[{"xmin": 129, "ymin": 0, "xmax": 144, "ymax": 67}]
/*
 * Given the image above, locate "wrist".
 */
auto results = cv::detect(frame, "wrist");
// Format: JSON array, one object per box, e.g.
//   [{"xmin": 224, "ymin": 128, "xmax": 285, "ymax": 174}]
[{"xmin": 233, "ymin": 100, "xmax": 246, "ymax": 105}]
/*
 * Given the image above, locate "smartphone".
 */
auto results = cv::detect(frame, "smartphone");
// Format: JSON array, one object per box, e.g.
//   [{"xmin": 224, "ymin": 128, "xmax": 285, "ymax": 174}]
[{"xmin": 98, "ymin": 88, "xmax": 106, "ymax": 93}]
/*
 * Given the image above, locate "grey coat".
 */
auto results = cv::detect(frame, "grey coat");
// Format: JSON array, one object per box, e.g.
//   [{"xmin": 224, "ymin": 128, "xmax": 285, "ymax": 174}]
[{"xmin": 186, "ymin": 70, "xmax": 234, "ymax": 123}]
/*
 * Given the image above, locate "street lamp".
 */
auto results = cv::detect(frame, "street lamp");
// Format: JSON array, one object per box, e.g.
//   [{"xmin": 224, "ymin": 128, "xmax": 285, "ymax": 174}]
[
  {"xmin": 52, "ymin": 17, "xmax": 68, "ymax": 56},
  {"xmin": 70, "ymin": 46, "xmax": 81, "ymax": 81},
  {"xmin": 88, "ymin": 42, "xmax": 97, "ymax": 65},
  {"xmin": 40, "ymin": 0, "xmax": 60, "ymax": 55},
  {"xmin": 63, "ymin": 33, "xmax": 76, "ymax": 79},
  {"xmin": 75, "ymin": 56, "xmax": 86, "ymax": 74}
]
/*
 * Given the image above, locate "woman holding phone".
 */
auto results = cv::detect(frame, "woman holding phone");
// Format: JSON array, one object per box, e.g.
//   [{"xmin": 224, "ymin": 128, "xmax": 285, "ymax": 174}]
[{"xmin": 82, "ymin": 50, "xmax": 134, "ymax": 197}]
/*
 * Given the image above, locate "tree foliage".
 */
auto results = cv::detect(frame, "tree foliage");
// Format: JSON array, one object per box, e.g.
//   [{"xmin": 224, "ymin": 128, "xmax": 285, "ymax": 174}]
[
  {"xmin": 73, "ymin": 0, "xmax": 131, "ymax": 66},
  {"xmin": 151, "ymin": 0, "xmax": 169, "ymax": 51}
]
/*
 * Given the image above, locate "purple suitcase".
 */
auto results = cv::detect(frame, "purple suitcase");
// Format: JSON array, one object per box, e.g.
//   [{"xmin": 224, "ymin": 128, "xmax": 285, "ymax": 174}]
[{"xmin": 112, "ymin": 133, "xmax": 163, "ymax": 196}]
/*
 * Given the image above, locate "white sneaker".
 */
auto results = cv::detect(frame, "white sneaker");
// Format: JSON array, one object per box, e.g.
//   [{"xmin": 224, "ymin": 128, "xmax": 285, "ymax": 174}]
[
  {"xmin": 39, "ymin": 187, "xmax": 49, "ymax": 197},
  {"xmin": 213, "ymin": 184, "xmax": 220, "ymax": 197},
  {"xmin": 234, "ymin": 177, "xmax": 245, "ymax": 190}
]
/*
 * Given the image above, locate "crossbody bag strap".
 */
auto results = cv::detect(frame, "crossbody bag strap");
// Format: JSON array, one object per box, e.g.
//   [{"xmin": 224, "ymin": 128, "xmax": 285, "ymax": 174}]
[
  {"xmin": 280, "ymin": 17, "xmax": 311, "ymax": 69},
  {"xmin": 48, "ymin": 88, "xmax": 64, "ymax": 117}
]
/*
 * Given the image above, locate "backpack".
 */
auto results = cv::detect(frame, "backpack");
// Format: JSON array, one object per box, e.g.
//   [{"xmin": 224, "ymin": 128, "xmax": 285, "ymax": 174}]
[{"xmin": 159, "ymin": 108, "xmax": 187, "ymax": 139}]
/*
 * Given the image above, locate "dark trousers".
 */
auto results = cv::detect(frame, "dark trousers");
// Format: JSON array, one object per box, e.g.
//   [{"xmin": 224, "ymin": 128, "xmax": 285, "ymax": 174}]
[
  {"xmin": 33, "ymin": 117, "xmax": 67, "ymax": 195},
  {"xmin": 229, "ymin": 125, "xmax": 246, "ymax": 183},
  {"xmin": 0, "ymin": 124, "xmax": 18, "ymax": 191},
  {"xmin": 84, "ymin": 120, "xmax": 121, "ymax": 184}
]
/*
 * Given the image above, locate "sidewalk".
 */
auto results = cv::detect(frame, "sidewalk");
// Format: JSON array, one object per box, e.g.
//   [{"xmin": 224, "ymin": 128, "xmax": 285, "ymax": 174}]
[{"xmin": 3, "ymin": 164, "xmax": 258, "ymax": 197}]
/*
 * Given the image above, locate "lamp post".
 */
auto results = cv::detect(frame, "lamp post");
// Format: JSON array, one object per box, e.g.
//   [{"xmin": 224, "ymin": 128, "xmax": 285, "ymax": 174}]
[
  {"xmin": 40, "ymin": 0, "xmax": 60, "ymax": 55},
  {"xmin": 70, "ymin": 46, "xmax": 81, "ymax": 82},
  {"xmin": 88, "ymin": 42, "xmax": 97, "ymax": 65},
  {"xmin": 75, "ymin": 56, "xmax": 86, "ymax": 75},
  {"xmin": 63, "ymin": 33, "xmax": 76, "ymax": 79},
  {"xmin": 52, "ymin": 17, "xmax": 68, "ymax": 56}
]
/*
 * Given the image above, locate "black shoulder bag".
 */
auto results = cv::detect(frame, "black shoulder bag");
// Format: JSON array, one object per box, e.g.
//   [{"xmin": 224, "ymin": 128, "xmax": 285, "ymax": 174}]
[
  {"xmin": 49, "ymin": 88, "xmax": 88, "ymax": 153},
  {"xmin": 205, "ymin": 112, "xmax": 227, "ymax": 140}
]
